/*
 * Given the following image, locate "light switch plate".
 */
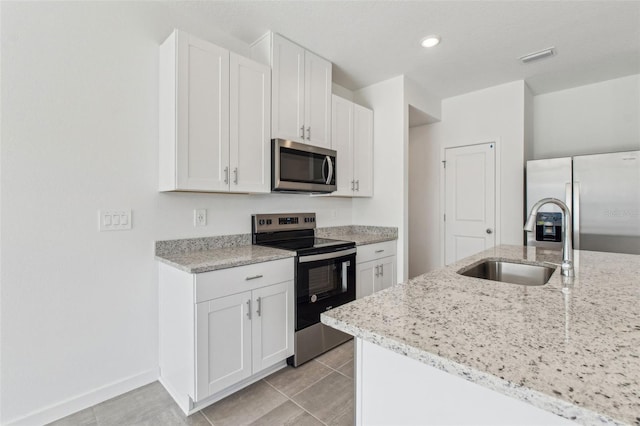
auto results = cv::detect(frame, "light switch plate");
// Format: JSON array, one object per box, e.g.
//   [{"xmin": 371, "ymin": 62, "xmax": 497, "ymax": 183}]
[
  {"xmin": 99, "ymin": 210, "xmax": 132, "ymax": 231},
  {"xmin": 194, "ymin": 209, "xmax": 207, "ymax": 227}
]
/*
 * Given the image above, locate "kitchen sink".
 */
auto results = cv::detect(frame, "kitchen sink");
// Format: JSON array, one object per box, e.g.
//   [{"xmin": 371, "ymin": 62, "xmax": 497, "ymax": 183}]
[{"xmin": 457, "ymin": 259, "xmax": 556, "ymax": 286}]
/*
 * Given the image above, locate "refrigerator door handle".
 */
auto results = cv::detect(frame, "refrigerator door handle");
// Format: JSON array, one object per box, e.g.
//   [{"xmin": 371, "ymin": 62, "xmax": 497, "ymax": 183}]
[
  {"xmin": 573, "ymin": 181, "xmax": 580, "ymax": 250},
  {"xmin": 565, "ymin": 183, "xmax": 572, "ymax": 215}
]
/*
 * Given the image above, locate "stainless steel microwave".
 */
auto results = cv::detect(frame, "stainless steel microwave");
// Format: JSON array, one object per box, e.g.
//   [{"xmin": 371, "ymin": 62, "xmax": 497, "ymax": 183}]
[{"xmin": 272, "ymin": 139, "xmax": 337, "ymax": 193}]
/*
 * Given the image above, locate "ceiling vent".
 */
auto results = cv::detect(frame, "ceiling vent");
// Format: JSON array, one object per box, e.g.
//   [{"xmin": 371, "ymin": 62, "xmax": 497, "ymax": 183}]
[{"xmin": 519, "ymin": 47, "xmax": 556, "ymax": 64}]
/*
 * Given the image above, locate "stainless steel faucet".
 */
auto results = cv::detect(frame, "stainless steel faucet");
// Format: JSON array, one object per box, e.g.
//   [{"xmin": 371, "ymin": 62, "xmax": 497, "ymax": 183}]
[{"xmin": 524, "ymin": 198, "xmax": 575, "ymax": 277}]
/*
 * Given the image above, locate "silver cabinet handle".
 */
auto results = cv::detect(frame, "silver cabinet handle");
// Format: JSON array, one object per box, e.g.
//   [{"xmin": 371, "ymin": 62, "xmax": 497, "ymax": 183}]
[
  {"xmin": 486, "ymin": 228, "xmax": 493, "ymax": 234},
  {"xmin": 300, "ymin": 125, "xmax": 305, "ymax": 139},
  {"xmin": 256, "ymin": 297, "xmax": 262, "ymax": 317},
  {"xmin": 233, "ymin": 167, "xmax": 238, "ymax": 184},
  {"xmin": 246, "ymin": 299, "xmax": 251, "ymax": 319},
  {"xmin": 351, "ymin": 180, "xmax": 355, "ymax": 191},
  {"xmin": 375, "ymin": 249, "xmax": 384, "ymax": 254},
  {"xmin": 375, "ymin": 265, "xmax": 380, "ymax": 277},
  {"xmin": 306, "ymin": 126, "xmax": 311, "ymax": 140},
  {"xmin": 356, "ymin": 180, "xmax": 360, "ymax": 191},
  {"xmin": 380, "ymin": 264, "xmax": 384, "ymax": 276},
  {"xmin": 245, "ymin": 274, "xmax": 263, "ymax": 281},
  {"xmin": 224, "ymin": 166, "xmax": 229, "ymax": 184}
]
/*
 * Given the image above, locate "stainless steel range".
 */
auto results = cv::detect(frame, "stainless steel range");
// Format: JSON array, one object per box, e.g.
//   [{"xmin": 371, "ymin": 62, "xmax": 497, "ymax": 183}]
[{"xmin": 252, "ymin": 213, "xmax": 356, "ymax": 366}]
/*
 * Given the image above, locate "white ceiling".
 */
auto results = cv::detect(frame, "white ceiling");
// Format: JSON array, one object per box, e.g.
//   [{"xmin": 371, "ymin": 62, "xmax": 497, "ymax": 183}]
[{"xmin": 172, "ymin": 1, "xmax": 640, "ymax": 99}]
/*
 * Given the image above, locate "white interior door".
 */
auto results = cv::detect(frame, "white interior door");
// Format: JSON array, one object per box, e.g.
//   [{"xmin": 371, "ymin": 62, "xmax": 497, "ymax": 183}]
[{"xmin": 444, "ymin": 143, "xmax": 496, "ymax": 265}]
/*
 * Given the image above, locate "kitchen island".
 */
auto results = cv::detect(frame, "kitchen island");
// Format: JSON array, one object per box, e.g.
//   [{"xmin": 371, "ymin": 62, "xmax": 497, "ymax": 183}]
[{"xmin": 321, "ymin": 245, "xmax": 640, "ymax": 425}]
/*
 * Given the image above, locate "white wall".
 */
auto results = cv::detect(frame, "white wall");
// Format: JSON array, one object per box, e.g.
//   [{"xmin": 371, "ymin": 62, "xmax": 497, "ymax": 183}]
[
  {"xmin": 533, "ymin": 74, "xmax": 640, "ymax": 159},
  {"xmin": 352, "ymin": 77, "xmax": 406, "ymax": 280},
  {"xmin": 418, "ymin": 81, "xmax": 527, "ymax": 268},
  {"xmin": 408, "ymin": 125, "xmax": 440, "ymax": 277},
  {"xmin": 351, "ymin": 76, "xmax": 440, "ymax": 283},
  {"xmin": 0, "ymin": 3, "xmax": 352, "ymax": 424}
]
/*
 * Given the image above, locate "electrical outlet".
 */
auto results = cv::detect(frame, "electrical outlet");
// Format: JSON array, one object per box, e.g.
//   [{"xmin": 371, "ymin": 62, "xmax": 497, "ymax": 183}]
[
  {"xmin": 194, "ymin": 209, "xmax": 207, "ymax": 227},
  {"xmin": 99, "ymin": 209, "xmax": 132, "ymax": 231}
]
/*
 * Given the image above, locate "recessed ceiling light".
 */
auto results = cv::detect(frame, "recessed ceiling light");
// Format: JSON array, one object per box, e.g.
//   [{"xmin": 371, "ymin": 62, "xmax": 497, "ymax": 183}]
[{"xmin": 420, "ymin": 35, "xmax": 441, "ymax": 48}]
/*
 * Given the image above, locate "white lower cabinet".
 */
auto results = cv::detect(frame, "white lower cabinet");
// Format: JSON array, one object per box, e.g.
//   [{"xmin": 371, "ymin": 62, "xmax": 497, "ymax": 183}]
[
  {"xmin": 356, "ymin": 241, "xmax": 397, "ymax": 299},
  {"xmin": 195, "ymin": 291, "xmax": 252, "ymax": 400},
  {"xmin": 195, "ymin": 280, "xmax": 292, "ymax": 400},
  {"xmin": 159, "ymin": 258, "xmax": 294, "ymax": 415}
]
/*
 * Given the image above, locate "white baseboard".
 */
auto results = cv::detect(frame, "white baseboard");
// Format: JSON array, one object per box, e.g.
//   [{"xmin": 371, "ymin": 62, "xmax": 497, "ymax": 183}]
[{"xmin": 5, "ymin": 368, "xmax": 159, "ymax": 426}]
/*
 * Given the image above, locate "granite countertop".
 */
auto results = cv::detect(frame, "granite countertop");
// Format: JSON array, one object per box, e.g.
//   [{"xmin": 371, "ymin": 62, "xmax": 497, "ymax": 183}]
[
  {"xmin": 155, "ymin": 226, "xmax": 398, "ymax": 274},
  {"xmin": 321, "ymin": 245, "xmax": 640, "ymax": 425},
  {"xmin": 316, "ymin": 225, "xmax": 398, "ymax": 245},
  {"xmin": 154, "ymin": 234, "xmax": 294, "ymax": 274}
]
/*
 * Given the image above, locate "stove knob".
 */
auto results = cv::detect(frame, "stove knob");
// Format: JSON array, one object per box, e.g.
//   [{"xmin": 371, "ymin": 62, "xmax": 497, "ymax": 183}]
[
  {"xmin": 266, "ymin": 219, "xmax": 272, "ymax": 225},
  {"xmin": 258, "ymin": 219, "xmax": 265, "ymax": 225}
]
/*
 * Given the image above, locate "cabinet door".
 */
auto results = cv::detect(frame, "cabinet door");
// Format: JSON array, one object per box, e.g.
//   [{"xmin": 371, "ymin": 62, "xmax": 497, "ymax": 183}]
[
  {"xmin": 272, "ymin": 34, "xmax": 305, "ymax": 143},
  {"xmin": 353, "ymin": 104, "xmax": 374, "ymax": 197},
  {"xmin": 331, "ymin": 95, "xmax": 354, "ymax": 196},
  {"xmin": 304, "ymin": 50, "xmax": 332, "ymax": 148},
  {"xmin": 374, "ymin": 256, "xmax": 396, "ymax": 293},
  {"xmin": 176, "ymin": 32, "xmax": 230, "ymax": 191},
  {"xmin": 195, "ymin": 291, "xmax": 252, "ymax": 401},
  {"xmin": 230, "ymin": 53, "xmax": 271, "ymax": 193},
  {"xmin": 252, "ymin": 281, "xmax": 294, "ymax": 372},
  {"xmin": 356, "ymin": 260, "xmax": 377, "ymax": 300}
]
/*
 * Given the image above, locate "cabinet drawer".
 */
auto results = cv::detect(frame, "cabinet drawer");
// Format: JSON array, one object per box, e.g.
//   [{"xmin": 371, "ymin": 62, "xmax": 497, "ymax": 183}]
[
  {"xmin": 356, "ymin": 240, "xmax": 397, "ymax": 264},
  {"xmin": 195, "ymin": 258, "xmax": 294, "ymax": 302}
]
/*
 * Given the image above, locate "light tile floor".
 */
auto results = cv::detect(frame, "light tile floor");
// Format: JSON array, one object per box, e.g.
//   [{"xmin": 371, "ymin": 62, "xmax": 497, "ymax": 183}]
[{"xmin": 48, "ymin": 341, "xmax": 354, "ymax": 426}]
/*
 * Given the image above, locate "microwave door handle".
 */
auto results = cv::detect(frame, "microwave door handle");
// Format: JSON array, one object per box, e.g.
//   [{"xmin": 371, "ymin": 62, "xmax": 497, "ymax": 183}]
[
  {"xmin": 321, "ymin": 156, "xmax": 328, "ymax": 182},
  {"xmin": 326, "ymin": 156, "xmax": 334, "ymax": 185}
]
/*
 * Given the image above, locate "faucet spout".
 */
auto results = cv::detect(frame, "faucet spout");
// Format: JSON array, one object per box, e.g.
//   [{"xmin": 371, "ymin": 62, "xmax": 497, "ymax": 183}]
[{"xmin": 524, "ymin": 198, "xmax": 574, "ymax": 277}]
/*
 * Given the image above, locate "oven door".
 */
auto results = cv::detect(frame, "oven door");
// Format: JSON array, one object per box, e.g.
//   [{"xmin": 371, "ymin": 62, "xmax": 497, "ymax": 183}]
[
  {"xmin": 272, "ymin": 139, "xmax": 337, "ymax": 193},
  {"xmin": 295, "ymin": 249, "xmax": 356, "ymax": 331}
]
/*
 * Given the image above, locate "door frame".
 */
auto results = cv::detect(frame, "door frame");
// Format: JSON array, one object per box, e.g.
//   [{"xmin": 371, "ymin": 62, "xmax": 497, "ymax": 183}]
[{"xmin": 439, "ymin": 139, "xmax": 501, "ymax": 267}]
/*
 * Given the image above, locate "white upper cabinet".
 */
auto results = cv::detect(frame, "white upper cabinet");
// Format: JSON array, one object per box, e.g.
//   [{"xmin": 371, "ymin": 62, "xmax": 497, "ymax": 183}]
[
  {"xmin": 271, "ymin": 35, "xmax": 305, "ymax": 143},
  {"xmin": 230, "ymin": 53, "xmax": 271, "ymax": 193},
  {"xmin": 330, "ymin": 95, "xmax": 374, "ymax": 197},
  {"xmin": 255, "ymin": 33, "xmax": 332, "ymax": 148},
  {"xmin": 332, "ymin": 95, "xmax": 354, "ymax": 196},
  {"xmin": 303, "ymin": 50, "xmax": 332, "ymax": 148},
  {"xmin": 352, "ymin": 103, "xmax": 374, "ymax": 196},
  {"xmin": 159, "ymin": 30, "xmax": 271, "ymax": 193}
]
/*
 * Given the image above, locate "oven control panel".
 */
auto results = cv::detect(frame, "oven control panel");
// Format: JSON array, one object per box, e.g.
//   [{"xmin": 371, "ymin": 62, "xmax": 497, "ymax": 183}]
[{"xmin": 252, "ymin": 213, "xmax": 316, "ymax": 233}]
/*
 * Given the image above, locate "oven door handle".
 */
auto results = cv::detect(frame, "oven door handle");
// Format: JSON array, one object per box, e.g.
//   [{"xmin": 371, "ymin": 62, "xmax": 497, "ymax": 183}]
[
  {"xmin": 297, "ymin": 247, "xmax": 356, "ymax": 263},
  {"xmin": 341, "ymin": 260, "xmax": 349, "ymax": 292}
]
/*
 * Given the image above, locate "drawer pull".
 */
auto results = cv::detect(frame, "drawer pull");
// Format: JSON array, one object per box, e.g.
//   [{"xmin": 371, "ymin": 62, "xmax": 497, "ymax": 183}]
[
  {"xmin": 375, "ymin": 249, "xmax": 385, "ymax": 253},
  {"xmin": 246, "ymin": 300, "xmax": 251, "ymax": 319},
  {"xmin": 245, "ymin": 274, "xmax": 263, "ymax": 281}
]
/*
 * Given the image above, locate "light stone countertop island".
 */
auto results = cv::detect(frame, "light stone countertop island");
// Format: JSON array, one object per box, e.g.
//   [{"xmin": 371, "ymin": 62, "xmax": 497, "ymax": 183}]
[{"xmin": 321, "ymin": 245, "xmax": 640, "ymax": 426}]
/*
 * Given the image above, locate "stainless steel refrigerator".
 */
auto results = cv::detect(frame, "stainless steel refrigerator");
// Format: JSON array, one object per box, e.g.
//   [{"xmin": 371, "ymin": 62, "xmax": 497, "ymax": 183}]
[{"xmin": 526, "ymin": 150, "xmax": 640, "ymax": 255}]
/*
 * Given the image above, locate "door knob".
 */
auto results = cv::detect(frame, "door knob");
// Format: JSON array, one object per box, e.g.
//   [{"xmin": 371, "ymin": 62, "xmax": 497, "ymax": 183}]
[{"xmin": 486, "ymin": 228, "xmax": 493, "ymax": 234}]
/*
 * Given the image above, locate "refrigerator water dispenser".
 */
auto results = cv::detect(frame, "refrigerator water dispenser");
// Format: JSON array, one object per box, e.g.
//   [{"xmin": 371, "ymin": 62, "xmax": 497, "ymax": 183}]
[{"xmin": 535, "ymin": 212, "xmax": 563, "ymax": 242}]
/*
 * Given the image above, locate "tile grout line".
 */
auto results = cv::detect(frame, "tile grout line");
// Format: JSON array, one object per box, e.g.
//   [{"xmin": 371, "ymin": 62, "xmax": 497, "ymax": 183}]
[
  {"xmin": 315, "ymin": 356, "xmax": 354, "ymax": 377},
  {"xmin": 261, "ymin": 379, "xmax": 328, "ymax": 426},
  {"xmin": 199, "ymin": 408, "xmax": 215, "ymax": 426}
]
